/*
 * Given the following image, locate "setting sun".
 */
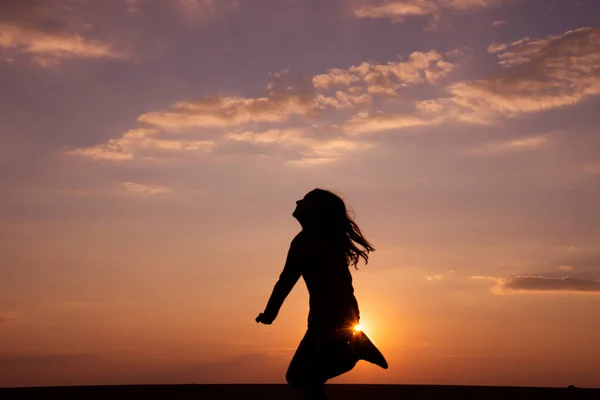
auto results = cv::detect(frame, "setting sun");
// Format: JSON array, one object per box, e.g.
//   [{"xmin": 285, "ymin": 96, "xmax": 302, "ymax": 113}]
[{"xmin": 354, "ymin": 324, "xmax": 362, "ymax": 332}]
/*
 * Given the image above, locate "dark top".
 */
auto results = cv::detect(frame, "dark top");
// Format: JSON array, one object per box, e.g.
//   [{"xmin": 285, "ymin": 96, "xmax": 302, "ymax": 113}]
[{"xmin": 264, "ymin": 231, "xmax": 360, "ymax": 332}]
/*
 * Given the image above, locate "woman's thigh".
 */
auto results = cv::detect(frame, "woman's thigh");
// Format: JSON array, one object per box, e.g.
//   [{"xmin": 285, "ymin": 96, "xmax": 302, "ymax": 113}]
[
  {"xmin": 286, "ymin": 330, "xmax": 357, "ymax": 386},
  {"xmin": 286, "ymin": 332, "xmax": 320, "ymax": 387}
]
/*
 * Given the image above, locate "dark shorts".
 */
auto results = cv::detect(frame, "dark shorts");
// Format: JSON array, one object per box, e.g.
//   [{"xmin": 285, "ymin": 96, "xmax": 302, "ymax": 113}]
[{"xmin": 286, "ymin": 326, "xmax": 359, "ymax": 387}]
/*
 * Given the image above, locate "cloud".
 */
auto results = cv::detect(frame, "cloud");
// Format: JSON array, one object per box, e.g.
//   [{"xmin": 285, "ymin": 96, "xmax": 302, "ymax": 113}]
[
  {"xmin": 344, "ymin": 111, "xmax": 442, "ymax": 135},
  {"xmin": 487, "ymin": 43, "xmax": 507, "ymax": 53},
  {"xmin": 67, "ymin": 128, "xmax": 215, "ymax": 161},
  {"xmin": 135, "ymin": 72, "xmax": 326, "ymax": 132},
  {"xmin": 0, "ymin": 23, "xmax": 124, "ymax": 66},
  {"xmin": 492, "ymin": 20, "xmax": 509, "ymax": 27},
  {"xmin": 125, "ymin": 0, "xmax": 145, "ymax": 14},
  {"xmin": 466, "ymin": 134, "xmax": 553, "ymax": 155},
  {"xmin": 69, "ymin": 52, "xmax": 456, "ymax": 163},
  {"xmin": 354, "ymin": 0, "xmax": 439, "ymax": 22},
  {"xmin": 353, "ymin": 0, "xmax": 511, "ymax": 23},
  {"xmin": 502, "ymin": 276, "xmax": 600, "ymax": 293},
  {"xmin": 0, "ymin": 0, "xmax": 124, "ymax": 66},
  {"xmin": 312, "ymin": 50, "xmax": 456, "ymax": 93},
  {"xmin": 473, "ymin": 275, "xmax": 600, "ymax": 294},
  {"xmin": 122, "ymin": 182, "xmax": 171, "ymax": 195},
  {"xmin": 494, "ymin": 27, "xmax": 598, "ymax": 67},
  {"xmin": 401, "ymin": 27, "xmax": 600, "ymax": 128},
  {"xmin": 222, "ymin": 128, "xmax": 365, "ymax": 165},
  {"xmin": 557, "ymin": 265, "xmax": 574, "ymax": 271},
  {"xmin": 307, "ymin": 26, "xmax": 600, "ymax": 136},
  {"xmin": 315, "ymin": 92, "xmax": 373, "ymax": 110},
  {"xmin": 466, "ymin": 27, "xmax": 600, "ymax": 110}
]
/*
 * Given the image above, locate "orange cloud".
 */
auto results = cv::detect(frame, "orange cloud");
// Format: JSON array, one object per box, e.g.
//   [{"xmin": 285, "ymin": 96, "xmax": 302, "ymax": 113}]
[
  {"xmin": 122, "ymin": 182, "xmax": 172, "ymax": 195},
  {"xmin": 360, "ymin": 26, "xmax": 600, "ymax": 133},
  {"xmin": 344, "ymin": 111, "xmax": 442, "ymax": 135},
  {"xmin": 447, "ymin": 27, "xmax": 600, "ymax": 114},
  {"xmin": 0, "ymin": 22, "xmax": 124, "ymax": 66},
  {"xmin": 487, "ymin": 43, "xmax": 507, "ymax": 53},
  {"xmin": 354, "ymin": 0, "xmax": 513, "ymax": 23},
  {"xmin": 312, "ymin": 50, "xmax": 456, "ymax": 93},
  {"xmin": 223, "ymin": 128, "xmax": 365, "ymax": 165},
  {"xmin": 466, "ymin": 134, "xmax": 554, "ymax": 156},
  {"xmin": 67, "ymin": 128, "xmax": 214, "ymax": 161},
  {"xmin": 0, "ymin": 1, "xmax": 125, "ymax": 66}
]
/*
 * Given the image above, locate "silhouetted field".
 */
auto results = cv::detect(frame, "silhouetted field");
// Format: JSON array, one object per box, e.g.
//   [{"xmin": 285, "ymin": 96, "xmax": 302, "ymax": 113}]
[{"xmin": 1, "ymin": 384, "xmax": 598, "ymax": 399}]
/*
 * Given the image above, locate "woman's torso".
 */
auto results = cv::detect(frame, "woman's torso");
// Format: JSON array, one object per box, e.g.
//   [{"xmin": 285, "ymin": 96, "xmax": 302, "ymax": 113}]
[{"xmin": 298, "ymin": 232, "xmax": 360, "ymax": 331}]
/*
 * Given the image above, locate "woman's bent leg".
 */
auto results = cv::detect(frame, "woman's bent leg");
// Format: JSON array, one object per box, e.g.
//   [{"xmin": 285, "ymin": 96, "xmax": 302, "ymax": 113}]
[
  {"xmin": 286, "ymin": 331, "xmax": 328, "ymax": 399},
  {"xmin": 286, "ymin": 329, "xmax": 359, "ymax": 399},
  {"xmin": 286, "ymin": 331, "xmax": 323, "ymax": 387}
]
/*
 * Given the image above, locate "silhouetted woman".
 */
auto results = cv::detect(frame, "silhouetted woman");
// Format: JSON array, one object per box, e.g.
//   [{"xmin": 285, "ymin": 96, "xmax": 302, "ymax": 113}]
[{"xmin": 256, "ymin": 189, "xmax": 387, "ymax": 400}]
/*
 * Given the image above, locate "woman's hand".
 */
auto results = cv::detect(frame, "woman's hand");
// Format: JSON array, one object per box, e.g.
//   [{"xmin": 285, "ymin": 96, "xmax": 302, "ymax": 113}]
[{"xmin": 255, "ymin": 312, "xmax": 275, "ymax": 325}]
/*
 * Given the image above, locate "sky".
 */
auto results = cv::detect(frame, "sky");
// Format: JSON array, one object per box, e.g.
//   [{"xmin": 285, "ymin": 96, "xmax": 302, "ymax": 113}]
[{"xmin": 1, "ymin": 0, "xmax": 600, "ymax": 389}]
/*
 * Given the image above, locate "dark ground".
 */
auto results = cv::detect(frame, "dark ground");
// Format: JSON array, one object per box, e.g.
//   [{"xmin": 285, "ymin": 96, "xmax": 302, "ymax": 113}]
[{"xmin": 1, "ymin": 384, "xmax": 598, "ymax": 399}]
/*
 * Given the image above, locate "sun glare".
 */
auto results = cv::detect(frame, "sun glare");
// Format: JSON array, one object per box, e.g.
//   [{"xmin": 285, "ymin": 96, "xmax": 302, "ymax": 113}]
[{"xmin": 354, "ymin": 324, "xmax": 362, "ymax": 332}]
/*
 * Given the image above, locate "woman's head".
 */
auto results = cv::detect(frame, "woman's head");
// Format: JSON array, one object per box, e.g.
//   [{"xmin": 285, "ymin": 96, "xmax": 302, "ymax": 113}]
[{"xmin": 293, "ymin": 188, "xmax": 375, "ymax": 268}]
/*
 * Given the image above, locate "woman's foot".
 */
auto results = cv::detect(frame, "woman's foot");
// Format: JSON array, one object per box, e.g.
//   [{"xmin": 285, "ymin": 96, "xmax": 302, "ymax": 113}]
[{"xmin": 353, "ymin": 330, "xmax": 388, "ymax": 369}]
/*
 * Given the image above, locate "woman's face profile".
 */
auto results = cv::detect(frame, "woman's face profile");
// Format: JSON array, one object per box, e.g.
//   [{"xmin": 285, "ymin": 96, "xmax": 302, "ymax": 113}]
[{"xmin": 292, "ymin": 191, "xmax": 319, "ymax": 222}]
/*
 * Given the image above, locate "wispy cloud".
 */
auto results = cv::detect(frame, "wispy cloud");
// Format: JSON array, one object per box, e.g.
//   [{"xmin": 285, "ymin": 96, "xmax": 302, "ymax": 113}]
[
  {"xmin": 467, "ymin": 134, "xmax": 553, "ymax": 156},
  {"xmin": 487, "ymin": 43, "xmax": 507, "ymax": 53},
  {"xmin": 0, "ymin": 1, "xmax": 125, "ymax": 66},
  {"xmin": 0, "ymin": 23, "xmax": 124, "ymax": 66},
  {"xmin": 313, "ymin": 50, "xmax": 456, "ymax": 93},
  {"xmin": 67, "ymin": 128, "xmax": 215, "ymax": 161},
  {"xmin": 492, "ymin": 19, "xmax": 509, "ymax": 27},
  {"xmin": 122, "ymin": 182, "xmax": 172, "ymax": 195},
  {"xmin": 124, "ymin": 0, "xmax": 145, "ymax": 15},
  {"xmin": 557, "ymin": 265, "xmax": 574, "ymax": 271},
  {"xmin": 472, "ymin": 275, "xmax": 600, "ymax": 294},
  {"xmin": 344, "ymin": 111, "xmax": 442, "ymax": 135},
  {"xmin": 354, "ymin": 0, "xmax": 514, "ymax": 24}
]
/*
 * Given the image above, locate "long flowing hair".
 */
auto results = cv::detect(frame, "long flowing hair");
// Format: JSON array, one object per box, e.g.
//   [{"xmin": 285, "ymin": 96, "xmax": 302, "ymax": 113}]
[{"xmin": 304, "ymin": 189, "xmax": 375, "ymax": 269}]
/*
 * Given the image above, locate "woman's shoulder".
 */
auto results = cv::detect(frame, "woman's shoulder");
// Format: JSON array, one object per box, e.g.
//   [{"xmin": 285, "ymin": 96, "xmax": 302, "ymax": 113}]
[
  {"xmin": 291, "ymin": 230, "xmax": 336, "ymax": 251},
  {"xmin": 291, "ymin": 230, "xmax": 308, "ymax": 246},
  {"xmin": 290, "ymin": 230, "xmax": 320, "ymax": 249}
]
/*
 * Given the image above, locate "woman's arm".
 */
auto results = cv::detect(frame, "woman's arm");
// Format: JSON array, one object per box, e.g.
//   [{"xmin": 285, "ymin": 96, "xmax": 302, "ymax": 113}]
[{"xmin": 256, "ymin": 235, "xmax": 304, "ymax": 324}]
